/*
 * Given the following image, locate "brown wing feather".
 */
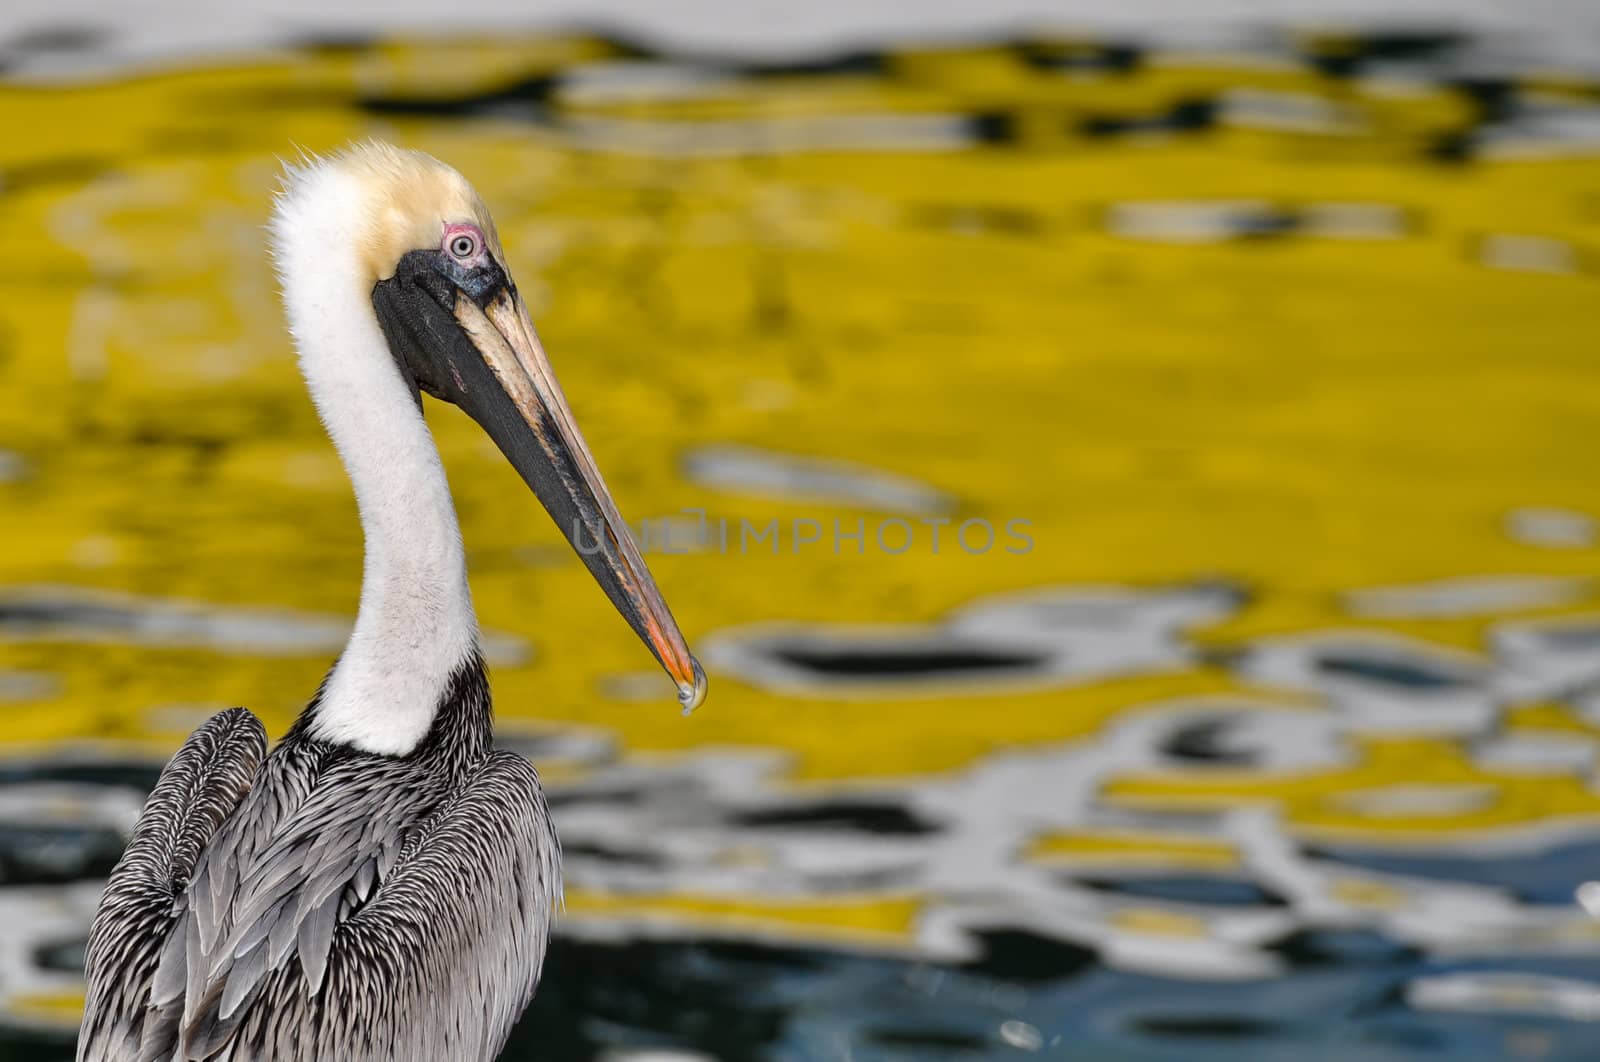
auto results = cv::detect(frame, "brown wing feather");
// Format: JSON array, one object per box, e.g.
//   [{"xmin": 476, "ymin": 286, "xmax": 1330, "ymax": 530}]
[{"xmin": 77, "ymin": 707, "xmax": 267, "ymax": 1062}]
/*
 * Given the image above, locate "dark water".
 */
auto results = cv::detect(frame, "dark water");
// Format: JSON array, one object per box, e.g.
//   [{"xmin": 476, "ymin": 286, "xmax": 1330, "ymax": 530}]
[{"xmin": 10, "ymin": 750, "xmax": 1600, "ymax": 1060}]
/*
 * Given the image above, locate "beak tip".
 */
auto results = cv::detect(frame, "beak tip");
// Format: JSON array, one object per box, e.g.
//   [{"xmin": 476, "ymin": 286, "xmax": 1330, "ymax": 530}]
[{"xmin": 677, "ymin": 656, "xmax": 708, "ymax": 716}]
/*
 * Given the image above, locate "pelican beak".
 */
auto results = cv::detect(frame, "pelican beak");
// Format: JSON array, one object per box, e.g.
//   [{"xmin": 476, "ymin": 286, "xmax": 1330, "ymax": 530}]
[{"xmin": 372, "ymin": 255, "xmax": 706, "ymax": 712}]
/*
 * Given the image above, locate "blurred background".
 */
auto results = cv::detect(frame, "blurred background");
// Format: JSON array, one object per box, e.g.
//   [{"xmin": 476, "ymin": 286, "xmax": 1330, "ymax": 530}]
[{"xmin": 2, "ymin": 1, "xmax": 1600, "ymax": 1059}]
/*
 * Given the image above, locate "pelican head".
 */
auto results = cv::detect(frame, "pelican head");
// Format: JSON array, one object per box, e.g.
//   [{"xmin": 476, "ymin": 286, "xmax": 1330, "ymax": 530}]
[{"xmin": 271, "ymin": 141, "xmax": 705, "ymax": 716}]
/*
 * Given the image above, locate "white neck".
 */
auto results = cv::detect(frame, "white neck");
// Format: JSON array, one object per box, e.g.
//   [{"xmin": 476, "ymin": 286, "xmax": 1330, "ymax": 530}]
[{"xmin": 272, "ymin": 166, "xmax": 478, "ymax": 756}]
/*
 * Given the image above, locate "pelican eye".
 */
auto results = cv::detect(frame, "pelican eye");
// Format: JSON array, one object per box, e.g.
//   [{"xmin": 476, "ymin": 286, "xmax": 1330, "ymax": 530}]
[{"xmin": 446, "ymin": 230, "xmax": 481, "ymax": 262}]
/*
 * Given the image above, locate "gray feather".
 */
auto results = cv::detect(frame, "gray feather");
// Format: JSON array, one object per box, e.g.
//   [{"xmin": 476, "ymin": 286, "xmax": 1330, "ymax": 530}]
[
  {"xmin": 354, "ymin": 856, "xmax": 377, "ymax": 903},
  {"xmin": 76, "ymin": 659, "xmax": 560, "ymax": 1062},
  {"xmin": 296, "ymin": 891, "xmax": 339, "ymax": 995},
  {"xmin": 218, "ymin": 943, "xmax": 266, "ymax": 1021},
  {"xmin": 149, "ymin": 912, "xmax": 188, "ymax": 1007}
]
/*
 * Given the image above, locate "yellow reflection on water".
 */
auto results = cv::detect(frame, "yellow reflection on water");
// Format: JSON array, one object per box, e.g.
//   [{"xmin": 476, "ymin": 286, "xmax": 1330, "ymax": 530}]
[{"xmin": 1, "ymin": 34, "xmax": 1599, "ymax": 976}]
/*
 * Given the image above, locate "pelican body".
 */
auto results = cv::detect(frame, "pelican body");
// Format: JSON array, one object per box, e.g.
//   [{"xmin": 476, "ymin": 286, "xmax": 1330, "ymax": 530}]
[{"xmin": 76, "ymin": 142, "xmax": 704, "ymax": 1062}]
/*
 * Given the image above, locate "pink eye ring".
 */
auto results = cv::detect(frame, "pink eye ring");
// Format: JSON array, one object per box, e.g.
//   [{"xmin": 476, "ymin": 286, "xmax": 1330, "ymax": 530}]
[{"xmin": 444, "ymin": 225, "xmax": 482, "ymax": 263}]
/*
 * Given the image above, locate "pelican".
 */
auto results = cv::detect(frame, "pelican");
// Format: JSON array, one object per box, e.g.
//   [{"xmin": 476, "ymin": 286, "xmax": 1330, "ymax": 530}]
[{"xmin": 76, "ymin": 141, "xmax": 706, "ymax": 1062}]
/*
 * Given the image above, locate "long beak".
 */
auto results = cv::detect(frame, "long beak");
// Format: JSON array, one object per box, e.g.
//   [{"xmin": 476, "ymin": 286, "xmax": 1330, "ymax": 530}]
[{"xmin": 446, "ymin": 287, "xmax": 706, "ymax": 712}]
